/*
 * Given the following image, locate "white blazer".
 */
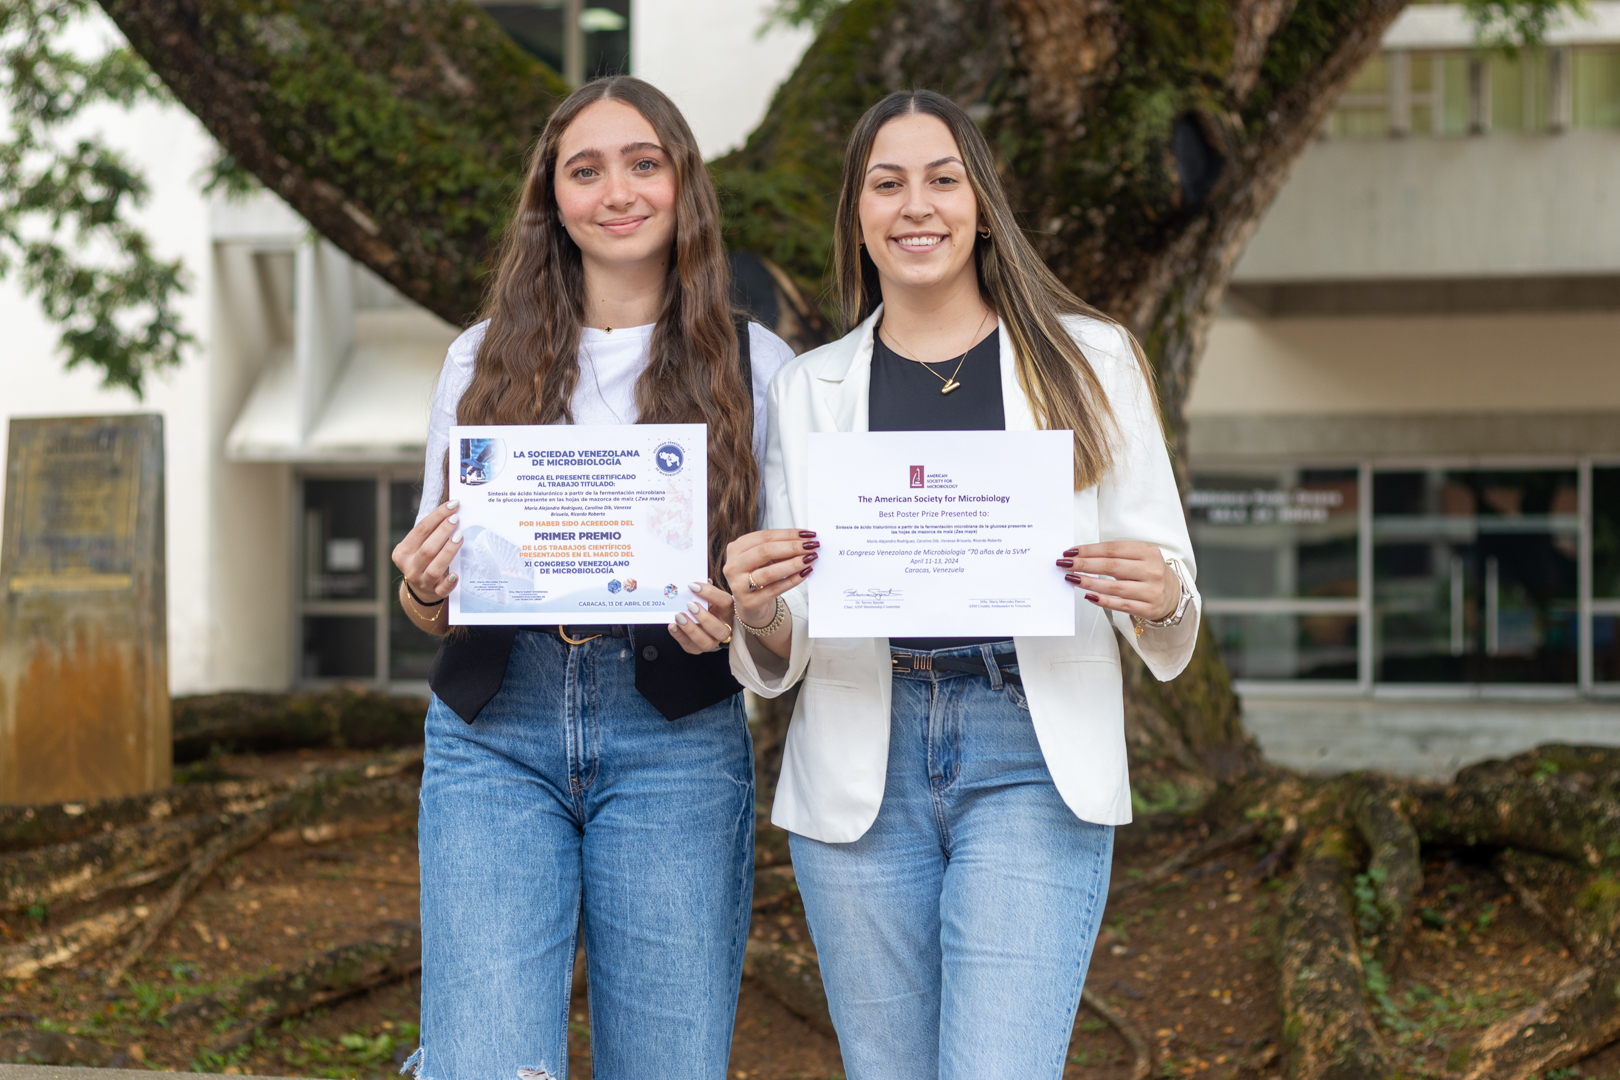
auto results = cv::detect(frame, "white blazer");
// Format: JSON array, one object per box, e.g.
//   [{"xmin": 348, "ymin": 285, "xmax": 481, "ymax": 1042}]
[{"xmin": 731, "ymin": 307, "xmax": 1201, "ymax": 843}]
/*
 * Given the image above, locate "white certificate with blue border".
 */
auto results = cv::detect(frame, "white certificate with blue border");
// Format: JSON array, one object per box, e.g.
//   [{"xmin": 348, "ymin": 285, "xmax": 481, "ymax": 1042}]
[
  {"xmin": 806, "ymin": 430, "xmax": 1074, "ymax": 638},
  {"xmin": 447, "ymin": 424, "xmax": 707, "ymax": 625}
]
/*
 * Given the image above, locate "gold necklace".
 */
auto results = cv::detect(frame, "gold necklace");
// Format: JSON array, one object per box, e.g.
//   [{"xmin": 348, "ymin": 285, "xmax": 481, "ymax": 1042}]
[{"xmin": 882, "ymin": 309, "xmax": 991, "ymax": 396}]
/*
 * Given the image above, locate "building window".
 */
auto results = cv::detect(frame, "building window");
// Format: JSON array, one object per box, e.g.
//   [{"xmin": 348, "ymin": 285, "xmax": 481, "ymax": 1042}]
[
  {"xmin": 479, "ymin": 0, "xmax": 631, "ymax": 86},
  {"xmin": 1190, "ymin": 466, "xmax": 1362, "ymax": 681},
  {"xmin": 1594, "ymin": 466, "xmax": 1620, "ymax": 684},
  {"xmin": 1191, "ymin": 460, "xmax": 1620, "ymax": 694},
  {"xmin": 1329, "ymin": 45, "xmax": 1620, "ymax": 137},
  {"xmin": 297, "ymin": 474, "xmax": 439, "ymax": 687},
  {"xmin": 1372, "ymin": 469, "xmax": 1578, "ymax": 684}
]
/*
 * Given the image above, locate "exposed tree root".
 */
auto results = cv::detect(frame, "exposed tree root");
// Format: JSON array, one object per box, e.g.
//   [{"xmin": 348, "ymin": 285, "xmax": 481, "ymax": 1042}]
[
  {"xmin": 1081, "ymin": 987, "xmax": 1152, "ymax": 1080},
  {"xmin": 105, "ymin": 749, "xmax": 423, "ymax": 985},
  {"xmin": 266, "ymin": 777, "xmax": 419, "ymax": 847},
  {"xmin": 1416, "ymin": 776, "xmax": 1620, "ymax": 869},
  {"xmin": 1495, "ymin": 849, "xmax": 1620, "ymax": 961},
  {"xmin": 1344, "ymin": 775, "xmax": 1421, "ymax": 971},
  {"xmin": 1276, "ymin": 826, "xmax": 1394, "ymax": 1080},
  {"xmin": 0, "ymin": 813, "xmax": 230, "ymax": 913},
  {"xmin": 165, "ymin": 923, "xmax": 422, "ymax": 1053},
  {"xmin": 172, "ymin": 686, "xmax": 428, "ymax": 761},
  {"xmin": 1459, "ymin": 950, "xmax": 1620, "ymax": 1080},
  {"xmin": 1109, "ymin": 820, "xmax": 1261, "ymax": 899},
  {"xmin": 752, "ymin": 865, "xmax": 797, "ymax": 911},
  {"xmin": 0, "ymin": 778, "xmax": 284, "ymax": 854},
  {"xmin": 0, "ymin": 905, "xmax": 146, "ymax": 979},
  {"xmin": 743, "ymin": 938, "xmax": 833, "ymax": 1037}
]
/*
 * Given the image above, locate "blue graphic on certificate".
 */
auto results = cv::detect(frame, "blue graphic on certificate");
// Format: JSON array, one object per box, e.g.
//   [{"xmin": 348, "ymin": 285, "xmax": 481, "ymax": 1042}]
[{"xmin": 447, "ymin": 424, "xmax": 708, "ymax": 625}]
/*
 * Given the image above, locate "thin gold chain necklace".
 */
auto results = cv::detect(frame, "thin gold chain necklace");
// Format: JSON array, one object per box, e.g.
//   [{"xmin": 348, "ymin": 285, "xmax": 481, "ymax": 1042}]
[{"xmin": 881, "ymin": 309, "xmax": 991, "ymax": 396}]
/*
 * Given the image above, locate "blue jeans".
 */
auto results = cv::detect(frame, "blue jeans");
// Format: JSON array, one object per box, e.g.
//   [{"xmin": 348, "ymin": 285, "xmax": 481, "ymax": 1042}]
[
  {"xmin": 789, "ymin": 642, "xmax": 1114, "ymax": 1080},
  {"xmin": 410, "ymin": 631, "xmax": 754, "ymax": 1080}
]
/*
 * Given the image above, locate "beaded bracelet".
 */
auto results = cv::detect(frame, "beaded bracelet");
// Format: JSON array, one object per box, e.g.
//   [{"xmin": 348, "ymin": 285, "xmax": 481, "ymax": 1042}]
[{"xmin": 738, "ymin": 596, "xmax": 787, "ymax": 638}]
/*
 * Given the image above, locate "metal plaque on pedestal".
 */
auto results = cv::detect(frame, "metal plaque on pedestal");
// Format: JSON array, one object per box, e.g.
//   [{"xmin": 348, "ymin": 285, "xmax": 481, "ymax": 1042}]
[{"xmin": 0, "ymin": 415, "xmax": 169, "ymax": 803}]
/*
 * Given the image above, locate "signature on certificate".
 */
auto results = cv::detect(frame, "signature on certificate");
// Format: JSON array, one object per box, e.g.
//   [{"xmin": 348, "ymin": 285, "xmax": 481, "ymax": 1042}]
[{"xmin": 844, "ymin": 588, "xmax": 902, "ymax": 598}]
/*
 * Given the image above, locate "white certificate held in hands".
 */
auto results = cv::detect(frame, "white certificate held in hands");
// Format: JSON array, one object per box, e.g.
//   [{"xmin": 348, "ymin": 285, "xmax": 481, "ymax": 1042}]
[
  {"xmin": 448, "ymin": 423, "xmax": 707, "ymax": 625},
  {"xmin": 806, "ymin": 430, "xmax": 1075, "ymax": 638}
]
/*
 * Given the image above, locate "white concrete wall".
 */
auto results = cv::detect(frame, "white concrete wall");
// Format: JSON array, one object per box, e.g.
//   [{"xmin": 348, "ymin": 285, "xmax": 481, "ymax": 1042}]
[
  {"xmin": 1190, "ymin": 311, "xmax": 1620, "ymax": 417},
  {"xmin": 0, "ymin": 97, "xmax": 219, "ymax": 694},
  {"xmin": 632, "ymin": 0, "xmax": 813, "ymax": 157},
  {"xmin": 1234, "ymin": 131, "xmax": 1620, "ymax": 282}
]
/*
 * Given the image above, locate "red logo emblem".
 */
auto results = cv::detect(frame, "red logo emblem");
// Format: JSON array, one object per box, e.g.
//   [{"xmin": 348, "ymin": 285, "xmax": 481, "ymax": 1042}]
[{"xmin": 909, "ymin": 466, "xmax": 925, "ymax": 488}]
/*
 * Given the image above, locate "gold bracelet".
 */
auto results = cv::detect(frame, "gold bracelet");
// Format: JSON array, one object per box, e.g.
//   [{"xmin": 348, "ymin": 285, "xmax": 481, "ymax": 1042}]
[
  {"xmin": 738, "ymin": 596, "xmax": 787, "ymax": 638},
  {"xmin": 401, "ymin": 580, "xmax": 445, "ymax": 623}
]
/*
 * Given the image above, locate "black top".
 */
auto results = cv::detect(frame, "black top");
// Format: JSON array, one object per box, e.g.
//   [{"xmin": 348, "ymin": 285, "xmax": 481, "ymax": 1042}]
[{"xmin": 868, "ymin": 323, "xmax": 1013, "ymax": 652}]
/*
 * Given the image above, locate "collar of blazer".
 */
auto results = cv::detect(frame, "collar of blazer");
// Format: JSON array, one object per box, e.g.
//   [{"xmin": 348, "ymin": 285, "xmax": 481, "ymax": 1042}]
[{"xmin": 809, "ymin": 303, "xmax": 1040, "ymax": 433}]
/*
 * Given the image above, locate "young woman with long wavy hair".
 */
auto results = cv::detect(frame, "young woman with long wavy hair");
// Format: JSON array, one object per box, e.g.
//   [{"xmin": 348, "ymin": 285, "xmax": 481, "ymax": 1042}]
[
  {"xmin": 391, "ymin": 77, "xmax": 793, "ymax": 1080},
  {"xmin": 722, "ymin": 90, "xmax": 1201, "ymax": 1077}
]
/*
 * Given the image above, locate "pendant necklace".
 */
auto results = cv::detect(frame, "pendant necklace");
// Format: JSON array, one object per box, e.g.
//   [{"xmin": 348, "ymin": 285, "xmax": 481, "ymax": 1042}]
[{"xmin": 883, "ymin": 309, "xmax": 991, "ymax": 395}]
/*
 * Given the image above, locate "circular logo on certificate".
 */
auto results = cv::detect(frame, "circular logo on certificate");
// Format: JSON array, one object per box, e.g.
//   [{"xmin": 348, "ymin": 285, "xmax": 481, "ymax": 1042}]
[
  {"xmin": 653, "ymin": 442, "xmax": 685, "ymax": 476},
  {"xmin": 623, "ymin": 578, "xmax": 637, "ymax": 593},
  {"xmin": 663, "ymin": 583, "xmax": 678, "ymax": 598},
  {"xmin": 607, "ymin": 579, "xmax": 622, "ymax": 594}
]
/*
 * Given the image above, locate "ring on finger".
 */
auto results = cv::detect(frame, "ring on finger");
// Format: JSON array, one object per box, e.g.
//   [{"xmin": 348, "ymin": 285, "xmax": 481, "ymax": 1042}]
[{"xmin": 747, "ymin": 572, "xmax": 761, "ymax": 591}]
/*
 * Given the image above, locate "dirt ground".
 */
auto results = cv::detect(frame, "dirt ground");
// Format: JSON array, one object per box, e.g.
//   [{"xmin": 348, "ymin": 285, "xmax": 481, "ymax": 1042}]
[{"xmin": 0, "ymin": 749, "xmax": 1615, "ymax": 1079}]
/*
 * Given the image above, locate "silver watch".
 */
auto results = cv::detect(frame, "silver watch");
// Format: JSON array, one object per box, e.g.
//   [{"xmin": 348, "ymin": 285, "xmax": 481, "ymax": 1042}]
[{"xmin": 1134, "ymin": 557, "xmax": 1193, "ymax": 634}]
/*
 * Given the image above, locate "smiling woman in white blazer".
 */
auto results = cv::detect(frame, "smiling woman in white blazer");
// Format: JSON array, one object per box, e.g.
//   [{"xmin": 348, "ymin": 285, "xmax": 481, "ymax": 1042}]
[{"xmin": 720, "ymin": 90, "xmax": 1201, "ymax": 1080}]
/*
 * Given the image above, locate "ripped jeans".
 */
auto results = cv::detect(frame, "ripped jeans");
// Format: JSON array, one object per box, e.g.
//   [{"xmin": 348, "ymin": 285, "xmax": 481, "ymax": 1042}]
[
  {"xmin": 789, "ymin": 642, "xmax": 1113, "ymax": 1080},
  {"xmin": 409, "ymin": 631, "xmax": 754, "ymax": 1080}
]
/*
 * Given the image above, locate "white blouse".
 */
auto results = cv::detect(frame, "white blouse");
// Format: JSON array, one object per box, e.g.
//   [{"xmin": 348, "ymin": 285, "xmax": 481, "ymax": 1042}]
[{"xmin": 416, "ymin": 319, "xmax": 795, "ymax": 521}]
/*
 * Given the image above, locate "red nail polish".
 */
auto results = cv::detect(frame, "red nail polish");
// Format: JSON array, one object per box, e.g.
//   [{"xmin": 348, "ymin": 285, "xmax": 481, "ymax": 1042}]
[
  {"xmin": 1065, "ymin": 572, "xmax": 1083, "ymax": 584},
  {"xmin": 803, "ymin": 552, "xmax": 818, "ymax": 564},
  {"xmin": 1086, "ymin": 593, "xmax": 1101, "ymax": 603},
  {"xmin": 1056, "ymin": 558, "xmax": 1074, "ymax": 568},
  {"xmin": 800, "ymin": 566, "xmax": 814, "ymax": 577},
  {"xmin": 803, "ymin": 540, "xmax": 821, "ymax": 550},
  {"xmin": 798, "ymin": 530, "xmax": 817, "ymax": 538},
  {"xmin": 1063, "ymin": 547, "xmax": 1079, "ymax": 557}
]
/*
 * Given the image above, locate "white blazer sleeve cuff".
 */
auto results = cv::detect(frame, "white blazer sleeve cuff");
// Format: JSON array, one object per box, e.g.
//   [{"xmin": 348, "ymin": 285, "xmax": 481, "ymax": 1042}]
[
  {"xmin": 729, "ymin": 590, "xmax": 810, "ymax": 697},
  {"xmin": 1112, "ymin": 592, "xmax": 1201, "ymax": 681}
]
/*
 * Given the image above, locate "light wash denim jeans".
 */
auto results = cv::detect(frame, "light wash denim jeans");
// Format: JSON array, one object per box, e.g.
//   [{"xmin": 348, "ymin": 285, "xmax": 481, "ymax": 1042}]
[
  {"xmin": 789, "ymin": 641, "xmax": 1114, "ymax": 1080},
  {"xmin": 409, "ymin": 630, "xmax": 754, "ymax": 1080}
]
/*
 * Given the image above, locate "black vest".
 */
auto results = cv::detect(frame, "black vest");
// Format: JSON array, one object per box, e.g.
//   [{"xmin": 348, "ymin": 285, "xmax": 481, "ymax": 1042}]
[{"xmin": 427, "ymin": 318, "xmax": 754, "ymax": 724}]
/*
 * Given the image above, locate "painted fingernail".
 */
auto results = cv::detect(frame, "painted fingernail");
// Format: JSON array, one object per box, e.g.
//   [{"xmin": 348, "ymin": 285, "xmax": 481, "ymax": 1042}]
[
  {"xmin": 446, "ymin": 500, "xmax": 459, "ymax": 509},
  {"xmin": 803, "ymin": 552, "xmax": 818, "ymax": 564},
  {"xmin": 1086, "ymin": 593, "xmax": 1101, "ymax": 603},
  {"xmin": 1056, "ymin": 558, "xmax": 1074, "ymax": 568},
  {"xmin": 447, "ymin": 573, "xmax": 458, "ymax": 584},
  {"xmin": 448, "ymin": 514, "xmax": 459, "ymax": 524},
  {"xmin": 1065, "ymin": 572, "xmax": 1083, "ymax": 584},
  {"xmin": 800, "ymin": 566, "xmax": 814, "ymax": 577},
  {"xmin": 676, "ymin": 612, "xmax": 689, "ymax": 625},
  {"xmin": 690, "ymin": 582, "xmax": 706, "ymax": 592},
  {"xmin": 689, "ymin": 602, "xmax": 702, "ymax": 614},
  {"xmin": 798, "ymin": 530, "xmax": 817, "ymax": 538},
  {"xmin": 1063, "ymin": 547, "xmax": 1079, "ymax": 557},
  {"xmin": 451, "ymin": 529, "xmax": 463, "ymax": 544},
  {"xmin": 803, "ymin": 540, "xmax": 821, "ymax": 550},
  {"xmin": 668, "ymin": 622, "xmax": 678, "ymax": 633}
]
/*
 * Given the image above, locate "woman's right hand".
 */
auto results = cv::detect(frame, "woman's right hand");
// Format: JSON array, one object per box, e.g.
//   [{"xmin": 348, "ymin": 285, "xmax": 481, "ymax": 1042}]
[
  {"xmin": 723, "ymin": 529, "xmax": 818, "ymax": 631},
  {"xmin": 393, "ymin": 499, "xmax": 464, "ymax": 614}
]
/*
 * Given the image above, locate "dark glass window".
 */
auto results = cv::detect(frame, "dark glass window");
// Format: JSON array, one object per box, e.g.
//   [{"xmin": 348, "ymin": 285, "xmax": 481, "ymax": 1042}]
[
  {"xmin": 1188, "ymin": 467, "xmax": 1359, "ymax": 600},
  {"xmin": 303, "ymin": 479, "xmax": 377, "ymax": 601},
  {"xmin": 1594, "ymin": 467, "xmax": 1620, "ymax": 599},
  {"xmin": 482, "ymin": 1, "xmax": 630, "ymax": 80},
  {"xmin": 1373, "ymin": 469, "xmax": 1578, "ymax": 684},
  {"xmin": 1209, "ymin": 613, "xmax": 1359, "ymax": 681}
]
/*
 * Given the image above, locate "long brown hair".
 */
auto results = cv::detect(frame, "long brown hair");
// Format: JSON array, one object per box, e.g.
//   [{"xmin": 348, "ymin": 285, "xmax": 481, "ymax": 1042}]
[
  {"xmin": 833, "ymin": 90, "xmax": 1159, "ymax": 491},
  {"xmin": 459, "ymin": 77, "xmax": 757, "ymax": 581}
]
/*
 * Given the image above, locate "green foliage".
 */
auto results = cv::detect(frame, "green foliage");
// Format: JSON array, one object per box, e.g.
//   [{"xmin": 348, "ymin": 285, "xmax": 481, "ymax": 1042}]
[
  {"xmin": 0, "ymin": 0, "xmax": 191, "ymax": 396},
  {"xmin": 1464, "ymin": 0, "xmax": 1590, "ymax": 55},
  {"xmin": 758, "ymin": 0, "xmax": 849, "ymax": 35},
  {"xmin": 284, "ymin": 1022, "xmax": 419, "ymax": 1080}
]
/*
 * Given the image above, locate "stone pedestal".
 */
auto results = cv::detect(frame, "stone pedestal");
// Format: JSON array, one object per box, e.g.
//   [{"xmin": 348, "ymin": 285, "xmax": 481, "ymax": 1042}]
[{"xmin": 0, "ymin": 416, "xmax": 169, "ymax": 803}]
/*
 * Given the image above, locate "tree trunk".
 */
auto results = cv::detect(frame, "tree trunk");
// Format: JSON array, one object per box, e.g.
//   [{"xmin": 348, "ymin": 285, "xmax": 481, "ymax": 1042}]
[{"xmin": 97, "ymin": 0, "xmax": 1418, "ymax": 775}]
